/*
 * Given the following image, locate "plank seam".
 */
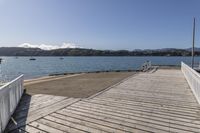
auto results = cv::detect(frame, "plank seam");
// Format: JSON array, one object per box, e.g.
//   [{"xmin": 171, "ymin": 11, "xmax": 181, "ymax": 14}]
[{"xmin": 87, "ymin": 72, "xmax": 139, "ymax": 99}]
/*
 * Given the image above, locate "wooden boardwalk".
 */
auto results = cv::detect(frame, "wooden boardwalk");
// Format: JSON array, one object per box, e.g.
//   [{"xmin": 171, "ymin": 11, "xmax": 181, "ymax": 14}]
[{"xmin": 6, "ymin": 69, "xmax": 200, "ymax": 133}]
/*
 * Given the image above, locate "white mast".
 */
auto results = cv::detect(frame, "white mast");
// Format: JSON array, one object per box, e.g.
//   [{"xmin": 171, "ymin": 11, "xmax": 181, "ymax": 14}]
[{"xmin": 192, "ymin": 17, "xmax": 195, "ymax": 68}]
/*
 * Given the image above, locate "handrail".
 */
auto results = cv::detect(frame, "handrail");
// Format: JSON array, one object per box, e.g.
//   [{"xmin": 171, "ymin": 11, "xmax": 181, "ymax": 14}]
[
  {"xmin": 141, "ymin": 61, "xmax": 152, "ymax": 72},
  {"xmin": 181, "ymin": 62, "xmax": 200, "ymax": 104},
  {"xmin": 0, "ymin": 75, "xmax": 24, "ymax": 132}
]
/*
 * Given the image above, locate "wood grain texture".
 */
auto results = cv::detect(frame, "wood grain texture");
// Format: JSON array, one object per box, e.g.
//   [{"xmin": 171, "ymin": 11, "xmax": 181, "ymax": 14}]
[{"xmin": 6, "ymin": 69, "xmax": 200, "ymax": 133}]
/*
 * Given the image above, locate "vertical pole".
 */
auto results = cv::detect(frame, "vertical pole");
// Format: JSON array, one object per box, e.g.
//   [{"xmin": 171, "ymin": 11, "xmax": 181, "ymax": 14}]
[{"xmin": 192, "ymin": 17, "xmax": 195, "ymax": 68}]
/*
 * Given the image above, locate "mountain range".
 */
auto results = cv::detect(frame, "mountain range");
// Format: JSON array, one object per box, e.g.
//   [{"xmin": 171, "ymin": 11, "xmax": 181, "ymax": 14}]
[{"xmin": 0, "ymin": 47, "xmax": 198, "ymax": 56}]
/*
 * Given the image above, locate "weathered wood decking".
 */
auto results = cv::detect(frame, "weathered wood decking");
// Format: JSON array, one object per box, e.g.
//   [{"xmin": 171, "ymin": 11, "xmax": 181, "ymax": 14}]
[{"xmin": 6, "ymin": 69, "xmax": 200, "ymax": 133}]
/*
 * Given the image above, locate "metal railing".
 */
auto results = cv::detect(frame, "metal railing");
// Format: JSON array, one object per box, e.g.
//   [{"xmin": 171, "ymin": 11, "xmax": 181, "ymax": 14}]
[
  {"xmin": 0, "ymin": 75, "xmax": 24, "ymax": 132},
  {"xmin": 141, "ymin": 61, "xmax": 152, "ymax": 72},
  {"xmin": 181, "ymin": 62, "xmax": 200, "ymax": 104}
]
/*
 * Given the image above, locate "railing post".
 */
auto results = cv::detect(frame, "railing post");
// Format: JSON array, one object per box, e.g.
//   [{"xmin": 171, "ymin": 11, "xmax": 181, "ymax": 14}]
[
  {"xmin": 0, "ymin": 75, "xmax": 24, "ymax": 132},
  {"xmin": 181, "ymin": 62, "xmax": 200, "ymax": 104},
  {"xmin": 141, "ymin": 61, "xmax": 152, "ymax": 72},
  {"xmin": 0, "ymin": 108, "xmax": 2, "ymax": 133}
]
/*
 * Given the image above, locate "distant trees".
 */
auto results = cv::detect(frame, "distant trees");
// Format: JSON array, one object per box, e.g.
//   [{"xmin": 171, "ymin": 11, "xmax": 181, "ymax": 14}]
[{"xmin": 0, "ymin": 47, "xmax": 198, "ymax": 56}]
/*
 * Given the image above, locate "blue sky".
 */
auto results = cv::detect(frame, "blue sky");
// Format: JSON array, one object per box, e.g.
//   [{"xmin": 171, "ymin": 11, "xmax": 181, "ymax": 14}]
[{"xmin": 0, "ymin": 0, "xmax": 199, "ymax": 50}]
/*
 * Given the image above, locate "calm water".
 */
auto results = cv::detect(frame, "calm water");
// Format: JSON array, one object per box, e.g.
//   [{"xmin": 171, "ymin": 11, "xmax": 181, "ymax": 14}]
[{"xmin": 0, "ymin": 56, "xmax": 198, "ymax": 81}]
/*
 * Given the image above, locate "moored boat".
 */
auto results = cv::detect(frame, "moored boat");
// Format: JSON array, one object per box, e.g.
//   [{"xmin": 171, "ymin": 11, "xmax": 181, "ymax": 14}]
[{"xmin": 29, "ymin": 57, "xmax": 36, "ymax": 60}]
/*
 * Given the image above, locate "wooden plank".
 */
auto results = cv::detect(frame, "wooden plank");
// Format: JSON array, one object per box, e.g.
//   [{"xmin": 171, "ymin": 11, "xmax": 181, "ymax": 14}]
[
  {"xmin": 81, "ymin": 99, "xmax": 200, "ymax": 118},
  {"xmin": 37, "ymin": 118, "xmax": 85, "ymax": 133},
  {"xmin": 29, "ymin": 121, "xmax": 64, "ymax": 133},
  {"xmin": 17, "ymin": 95, "xmax": 57, "ymax": 109},
  {"xmin": 18, "ymin": 95, "xmax": 53, "ymax": 107},
  {"xmin": 56, "ymin": 110, "xmax": 151, "ymax": 133},
  {"xmin": 42, "ymin": 115, "xmax": 108, "ymax": 133},
  {"xmin": 71, "ymin": 101, "xmax": 200, "ymax": 132},
  {"xmin": 76, "ymin": 100, "xmax": 200, "ymax": 121},
  {"xmin": 97, "ymin": 94, "xmax": 200, "ymax": 108},
  {"xmin": 104, "ymin": 89, "xmax": 196, "ymax": 101},
  {"xmin": 10, "ymin": 125, "xmax": 47, "ymax": 133},
  {"xmin": 26, "ymin": 98, "xmax": 79, "ymax": 122},
  {"xmin": 20, "ymin": 125, "xmax": 47, "ymax": 133},
  {"xmin": 106, "ymin": 89, "xmax": 196, "ymax": 101},
  {"xmin": 66, "ymin": 106, "xmax": 199, "ymax": 133},
  {"xmin": 50, "ymin": 113, "xmax": 127, "ymax": 133},
  {"xmin": 112, "ymin": 87, "xmax": 194, "ymax": 96},
  {"xmin": 8, "ymin": 98, "xmax": 80, "ymax": 131},
  {"xmin": 99, "ymin": 93, "xmax": 198, "ymax": 105},
  {"xmin": 6, "ymin": 69, "xmax": 200, "ymax": 132},
  {"xmin": 88, "ymin": 98, "xmax": 200, "ymax": 114},
  {"xmin": 59, "ymin": 108, "xmax": 169, "ymax": 133},
  {"xmin": 97, "ymin": 94, "xmax": 199, "ymax": 110},
  {"xmin": 14, "ymin": 97, "xmax": 68, "ymax": 120}
]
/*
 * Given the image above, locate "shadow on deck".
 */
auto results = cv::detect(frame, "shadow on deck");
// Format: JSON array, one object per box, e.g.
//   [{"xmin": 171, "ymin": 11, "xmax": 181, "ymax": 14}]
[
  {"xmin": 5, "ymin": 93, "xmax": 79, "ymax": 132},
  {"xmin": 5, "ymin": 92, "xmax": 31, "ymax": 132}
]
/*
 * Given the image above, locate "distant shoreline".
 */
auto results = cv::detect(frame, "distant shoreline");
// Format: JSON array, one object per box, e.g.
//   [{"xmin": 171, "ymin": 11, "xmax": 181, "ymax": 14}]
[
  {"xmin": 0, "ymin": 47, "xmax": 197, "ymax": 56},
  {"xmin": 0, "ymin": 55, "xmax": 198, "ymax": 57}
]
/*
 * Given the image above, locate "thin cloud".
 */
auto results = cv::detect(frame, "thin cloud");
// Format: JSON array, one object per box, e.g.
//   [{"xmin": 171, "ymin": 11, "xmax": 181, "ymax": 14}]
[{"xmin": 18, "ymin": 43, "xmax": 81, "ymax": 50}]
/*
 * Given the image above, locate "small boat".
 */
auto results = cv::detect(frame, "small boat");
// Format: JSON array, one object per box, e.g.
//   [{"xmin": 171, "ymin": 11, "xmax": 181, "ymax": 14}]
[
  {"xmin": 0, "ymin": 58, "xmax": 2, "ymax": 63},
  {"xmin": 29, "ymin": 57, "xmax": 36, "ymax": 60},
  {"xmin": 59, "ymin": 57, "xmax": 64, "ymax": 60}
]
